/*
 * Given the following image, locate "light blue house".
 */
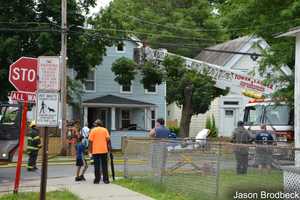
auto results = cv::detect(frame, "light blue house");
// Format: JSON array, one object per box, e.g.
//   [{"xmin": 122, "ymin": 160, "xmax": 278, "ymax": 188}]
[{"xmin": 80, "ymin": 40, "xmax": 167, "ymax": 149}]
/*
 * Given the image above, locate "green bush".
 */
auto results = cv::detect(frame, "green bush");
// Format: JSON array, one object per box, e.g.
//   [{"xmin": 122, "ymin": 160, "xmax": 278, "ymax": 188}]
[
  {"xmin": 205, "ymin": 115, "xmax": 218, "ymax": 137},
  {"xmin": 167, "ymin": 125, "xmax": 180, "ymax": 136}
]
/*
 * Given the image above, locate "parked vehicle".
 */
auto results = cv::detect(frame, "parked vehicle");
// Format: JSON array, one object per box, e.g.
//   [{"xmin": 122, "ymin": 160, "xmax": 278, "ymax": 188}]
[{"xmin": 0, "ymin": 103, "xmax": 22, "ymax": 163}]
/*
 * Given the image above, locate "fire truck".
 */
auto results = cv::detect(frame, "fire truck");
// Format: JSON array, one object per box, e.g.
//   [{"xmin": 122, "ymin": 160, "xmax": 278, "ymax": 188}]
[{"xmin": 135, "ymin": 46, "xmax": 293, "ymax": 141}]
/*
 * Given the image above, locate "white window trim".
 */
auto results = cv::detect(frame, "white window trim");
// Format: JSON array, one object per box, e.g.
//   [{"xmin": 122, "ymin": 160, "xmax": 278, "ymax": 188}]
[
  {"xmin": 115, "ymin": 42, "xmax": 126, "ymax": 53},
  {"xmin": 84, "ymin": 70, "xmax": 96, "ymax": 93},
  {"xmin": 145, "ymin": 84, "xmax": 158, "ymax": 94},
  {"xmin": 120, "ymin": 83, "xmax": 133, "ymax": 94}
]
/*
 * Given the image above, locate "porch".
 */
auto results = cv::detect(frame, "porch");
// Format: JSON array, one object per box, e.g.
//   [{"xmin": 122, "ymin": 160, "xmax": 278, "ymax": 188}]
[{"xmin": 82, "ymin": 95, "xmax": 157, "ymax": 149}]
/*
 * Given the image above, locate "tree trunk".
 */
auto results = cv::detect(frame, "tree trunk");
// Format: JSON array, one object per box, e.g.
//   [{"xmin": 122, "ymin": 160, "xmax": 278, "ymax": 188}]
[{"xmin": 179, "ymin": 85, "xmax": 193, "ymax": 138}]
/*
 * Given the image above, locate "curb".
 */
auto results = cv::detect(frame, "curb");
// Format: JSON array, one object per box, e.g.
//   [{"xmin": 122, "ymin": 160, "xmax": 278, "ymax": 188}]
[{"xmin": 0, "ymin": 160, "xmax": 146, "ymax": 169}]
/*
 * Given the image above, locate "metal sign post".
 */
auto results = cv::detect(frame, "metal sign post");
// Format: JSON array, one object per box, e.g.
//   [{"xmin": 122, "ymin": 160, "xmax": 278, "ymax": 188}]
[
  {"xmin": 36, "ymin": 56, "xmax": 60, "ymax": 200},
  {"xmin": 13, "ymin": 99, "xmax": 28, "ymax": 193}
]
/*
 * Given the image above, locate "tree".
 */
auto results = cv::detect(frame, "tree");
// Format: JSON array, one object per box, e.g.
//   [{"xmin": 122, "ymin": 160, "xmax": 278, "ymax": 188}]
[
  {"xmin": 164, "ymin": 56, "xmax": 227, "ymax": 137},
  {"xmin": 112, "ymin": 56, "xmax": 227, "ymax": 137},
  {"xmin": 101, "ymin": 0, "xmax": 228, "ymax": 137},
  {"xmin": 0, "ymin": 0, "xmax": 116, "ymax": 100},
  {"xmin": 219, "ymin": 0, "xmax": 300, "ymax": 107},
  {"xmin": 98, "ymin": 0, "xmax": 226, "ymax": 57}
]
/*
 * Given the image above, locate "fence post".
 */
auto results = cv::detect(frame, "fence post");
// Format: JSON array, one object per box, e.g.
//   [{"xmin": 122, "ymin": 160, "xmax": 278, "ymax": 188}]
[
  {"xmin": 123, "ymin": 136, "xmax": 129, "ymax": 178},
  {"xmin": 215, "ymin": 142, "xmax": 221, "ymax": 198}
]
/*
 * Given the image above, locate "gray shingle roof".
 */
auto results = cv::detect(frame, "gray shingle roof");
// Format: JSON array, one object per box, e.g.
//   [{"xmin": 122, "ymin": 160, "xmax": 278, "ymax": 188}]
[
  {"xmin": 195, "ymin": 36, "xmax": 253, "ymax": 66},
  {"xmin": 83, "ymin": 95, "xmax": 154, "ymax": 106}
]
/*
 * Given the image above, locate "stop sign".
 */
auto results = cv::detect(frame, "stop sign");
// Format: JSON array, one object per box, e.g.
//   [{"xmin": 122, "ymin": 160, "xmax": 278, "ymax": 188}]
[{"xmin": 9, "ymin": 57, "xmax": 37, "ymax": 93}]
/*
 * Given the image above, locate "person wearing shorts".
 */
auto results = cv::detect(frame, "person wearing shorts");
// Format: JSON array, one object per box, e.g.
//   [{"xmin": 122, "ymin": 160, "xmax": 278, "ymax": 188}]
[{"xmin": 75, "ymin": 136, "xmax": 88, "ymax": 181}]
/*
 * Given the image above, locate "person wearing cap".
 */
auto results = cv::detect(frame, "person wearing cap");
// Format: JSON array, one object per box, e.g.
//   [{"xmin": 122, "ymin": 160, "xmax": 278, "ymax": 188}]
[
  {"xmin": 27, "ymin": 120, "xmax": 42, "ymax": 171},
  {"xmin": 88, "ymin": 119, "xmax": 110, "ymax": 184}
]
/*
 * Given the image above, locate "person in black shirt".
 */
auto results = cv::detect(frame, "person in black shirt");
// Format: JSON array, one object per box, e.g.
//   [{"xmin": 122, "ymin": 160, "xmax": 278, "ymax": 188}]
[{"xmin": 255, "ymin": 124, "xmax": 274, "ymax": 172}]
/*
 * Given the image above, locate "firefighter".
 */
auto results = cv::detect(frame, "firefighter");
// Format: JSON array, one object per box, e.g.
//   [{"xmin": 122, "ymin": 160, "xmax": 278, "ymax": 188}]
[{"xmin": 27, "ymin": 120, "xmax": 42, "ymax": 171}]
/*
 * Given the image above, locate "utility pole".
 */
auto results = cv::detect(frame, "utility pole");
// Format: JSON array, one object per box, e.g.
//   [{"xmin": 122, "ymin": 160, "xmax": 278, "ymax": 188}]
[{"xmin": 60, "ymin": 0, "xmax": 67, "ymax": 154}]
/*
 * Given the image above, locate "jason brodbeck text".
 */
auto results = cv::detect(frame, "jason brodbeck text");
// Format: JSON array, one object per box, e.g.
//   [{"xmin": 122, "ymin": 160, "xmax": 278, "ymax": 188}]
[{"xmin": 233, "ymin": 191, "xmax": 300, "ymax": 199}]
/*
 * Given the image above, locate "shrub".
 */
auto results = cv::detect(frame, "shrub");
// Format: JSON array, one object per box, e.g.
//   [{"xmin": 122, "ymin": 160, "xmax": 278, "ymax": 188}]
[
  {"xmin": 167, "ymin": 125, "xmax": 180, "ymax": 136},
  {"xmin": 205, "ymin": 114, "xmax": 218, "ymax": 137}
]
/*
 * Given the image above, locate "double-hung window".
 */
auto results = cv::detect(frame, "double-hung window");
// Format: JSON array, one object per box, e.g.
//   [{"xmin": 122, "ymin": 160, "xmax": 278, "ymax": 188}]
[
  {"xmin": 121, "ymin": 110, "xmax": 130, "ymax": 129},
  {"xmin": 84, "ymin": 71, "xmax": 95, "ymax": 92},
  {"xmin": 120, "ymin": 83, "xmax": 132, "ymax": 93},
  {"xmin": 151, "ymin": 110, "xmax": 156, "ymax": 128},
  {"xmin": 145, "ymin": 84, "xmax": 157, "ymax": 94}
]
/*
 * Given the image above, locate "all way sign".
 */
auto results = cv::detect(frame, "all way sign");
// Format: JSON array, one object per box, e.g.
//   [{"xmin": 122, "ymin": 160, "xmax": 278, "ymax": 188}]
[
  {"xmin": 10, "ymin": 91, "xmax": 36, "ymax": 103},
  {"xmin": 36, "ymin": 92, "xmax": 59, "ymax": 127}
]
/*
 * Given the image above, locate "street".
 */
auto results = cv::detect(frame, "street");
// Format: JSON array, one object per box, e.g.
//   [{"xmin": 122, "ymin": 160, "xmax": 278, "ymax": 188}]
[{"xmin": 0, "ymin": 163, "xmax": 124, "ymax": 189}]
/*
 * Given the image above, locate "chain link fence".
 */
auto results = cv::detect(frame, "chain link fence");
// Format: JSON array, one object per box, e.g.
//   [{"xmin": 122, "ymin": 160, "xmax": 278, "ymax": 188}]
[{"xmin": 123, "ymin": 137, "xmax": 296, "ymax": 200}]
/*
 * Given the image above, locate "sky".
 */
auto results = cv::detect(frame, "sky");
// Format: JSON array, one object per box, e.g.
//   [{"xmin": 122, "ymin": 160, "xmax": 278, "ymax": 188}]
[{"xmin": 90, "ymin": 0, "xmax": 113, "ymax": 15}]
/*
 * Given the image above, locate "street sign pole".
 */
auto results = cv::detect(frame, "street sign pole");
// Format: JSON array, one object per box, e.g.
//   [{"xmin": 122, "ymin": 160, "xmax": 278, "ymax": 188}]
[
  {"xmin": 37, "ymin": 56, "xmax": 61, "ymax": 200},
  {"xmin": 13, "ymin": 99, "xmax": 28, "ymax": 193},
  {"xmin": 39, "ymin": 127, "xmax": 49, "ymax": 200}
]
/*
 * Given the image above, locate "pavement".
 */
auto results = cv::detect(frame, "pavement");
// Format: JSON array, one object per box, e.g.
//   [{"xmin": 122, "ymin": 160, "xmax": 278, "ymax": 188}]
[{"xmin": 0, "ymin": 173, "xmax": 154, "ymax": 200}]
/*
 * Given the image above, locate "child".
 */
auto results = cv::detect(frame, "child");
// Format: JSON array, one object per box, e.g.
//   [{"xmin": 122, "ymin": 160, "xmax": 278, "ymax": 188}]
[{"xmin": 75, "ymin": 136, "xmax": 88, "ymax": 181}]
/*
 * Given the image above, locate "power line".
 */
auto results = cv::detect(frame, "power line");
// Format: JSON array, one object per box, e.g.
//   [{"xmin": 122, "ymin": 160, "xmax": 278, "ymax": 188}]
[
  {"xmin": 113, "ymin": 8, "xmax": 300, "ymax": 33},
  {"xmin": 69, "ymin": 30, "xmax": 262, "ymax": 58},
  {"xmin": 78, "ymin": 27, "xmax": 225, "ymax": 42}
]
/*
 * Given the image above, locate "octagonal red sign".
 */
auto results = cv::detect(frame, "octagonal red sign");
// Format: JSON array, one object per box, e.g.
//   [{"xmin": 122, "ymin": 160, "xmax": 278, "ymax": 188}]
[{"xmin": 9, "ymin": 57, "xmax": 37, "ymax": 93}]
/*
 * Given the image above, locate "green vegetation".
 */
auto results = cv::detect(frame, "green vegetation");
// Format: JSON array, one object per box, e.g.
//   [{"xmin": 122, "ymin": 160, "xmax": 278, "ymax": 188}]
[
  {"xmin": 116, "ymin": 179, "xmax": 187, "ymax": 200},
  {"xmin": 0, "ymin": 0, "xmax": 118, "ymax": 101},
  {"xmin": 167, "ymin": 125, "xmax": 180, "ymax": 136},
  {"xmin": 116, "ymin": 170, "xmax": 283, "ymax": 200},
  {"xmin": 0, "ymin": 190, "xmax": 80, "ymax": 200},
  {"xmin": 218, "ymin": 0, "xmax": 299, "ymax": 106},
  {"xmin": 205, "ymin": 115, "xmax": 218, "ymax": 138}
]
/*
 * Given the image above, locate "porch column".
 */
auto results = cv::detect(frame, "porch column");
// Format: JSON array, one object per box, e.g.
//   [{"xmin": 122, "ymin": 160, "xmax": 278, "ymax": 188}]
[
  {"xmin": 111, "ymin": 107, "xmax": 116, "ymax": 130},
  {"xmin": 144, "ymin": 108, "xmax": 148, "ymax": 130},
  {"xmin": 83, "ymin": 107, "xmax": 88, "ymax": 126}
]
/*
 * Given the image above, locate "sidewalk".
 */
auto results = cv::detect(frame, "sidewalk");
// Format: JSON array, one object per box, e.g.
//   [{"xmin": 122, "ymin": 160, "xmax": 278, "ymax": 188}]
[{"xmin": 0, "ymin": 173, "xmax": 153, "ymax": 200}]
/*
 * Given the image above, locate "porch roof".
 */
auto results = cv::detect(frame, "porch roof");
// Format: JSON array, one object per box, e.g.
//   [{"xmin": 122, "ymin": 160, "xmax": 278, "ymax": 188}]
[{"xmin": 82, "ymin": 95, "xmax": 156, "ymax": 108}]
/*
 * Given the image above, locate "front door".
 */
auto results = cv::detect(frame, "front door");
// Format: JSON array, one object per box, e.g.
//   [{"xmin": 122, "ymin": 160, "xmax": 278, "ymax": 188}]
[
  {"xmin": 223, "ymin": 109, "xmax": 237, "ymax": 137},
  {"xmin": 88, "ymin": 108, "xmax": 108, "ymax": 128}
]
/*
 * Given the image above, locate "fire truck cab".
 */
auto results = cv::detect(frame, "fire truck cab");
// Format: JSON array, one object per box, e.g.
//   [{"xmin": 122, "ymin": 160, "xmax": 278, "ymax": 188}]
[{"xmin": 243, "ymin": 99, "xmax": 293, "ymax": 142}]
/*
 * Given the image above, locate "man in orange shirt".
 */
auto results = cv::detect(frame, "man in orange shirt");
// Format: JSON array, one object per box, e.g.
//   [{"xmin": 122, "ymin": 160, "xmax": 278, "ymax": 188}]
[{"xmin": 89, "ymin": 119, "xmax": 110, "ymax": 184}]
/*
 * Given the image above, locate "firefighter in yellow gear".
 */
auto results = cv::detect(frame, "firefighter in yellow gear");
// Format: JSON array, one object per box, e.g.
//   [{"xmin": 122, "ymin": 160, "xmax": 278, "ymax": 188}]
[{"xmin": 27, "ymin": 121, "xmax": 42, "ymax": 171}]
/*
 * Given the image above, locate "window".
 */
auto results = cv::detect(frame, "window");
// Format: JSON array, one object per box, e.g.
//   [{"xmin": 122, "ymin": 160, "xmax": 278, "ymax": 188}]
[
  {"xmin": 264, "ymin": 105, "xmax": 291, "ymax": 125},
  {"xmin": 225, "ymin": 110, "xmax": 234, "ymax": 116},
  {"xmin": 244, "ymin": 105, "xmax": 264, "ymax": 125},
  {"xmin": 224, "ymin": 101, "xmax": 239, "ymax": 105},
  {"xmin": 0, "ymin": 106, "xmax": 18, "ymax": 125},
  {"xmin": 121, "ymin": 110, "xmax": 130, "ymax": 129},
  {"xmin": 145, "ymin": 84, "xmax": 157, "ymax": 94},
  {"xmin": 116, "ymin": 42, "xmax": 125, "ymax": 52},
  {"xmin": 120, "ymin": 83, "xmax": 132, "ymax": 93},
  {"xmin": 84, "ymin": 71, "xmax": 95, "ymax": 92},
  {"xmin": 151, "ymin": 110, "xmax": 156, "ymax": 128}
]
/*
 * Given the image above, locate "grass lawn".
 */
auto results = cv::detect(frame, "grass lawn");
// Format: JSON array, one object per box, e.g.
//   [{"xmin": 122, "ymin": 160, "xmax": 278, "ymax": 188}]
[
  {"xmin": 0, "ymin": 190, "xmax": 80, "ymax": 200},
  {"xmin": 115, "ymin": 169, "xmax": 283, "ymax": 200},
  {"xmin": 116, "ymin": 179, "xmax": 188, "ymax": 200}
]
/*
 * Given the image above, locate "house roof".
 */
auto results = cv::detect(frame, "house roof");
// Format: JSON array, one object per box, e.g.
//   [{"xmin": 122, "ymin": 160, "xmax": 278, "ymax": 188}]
[
  {"xmin": 83, "ymin": 95, "xmax": 155, "ymax": 107},
  {"xmin": 195, "ymin": 36, "xmax": 253, "ymax": 66}
]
